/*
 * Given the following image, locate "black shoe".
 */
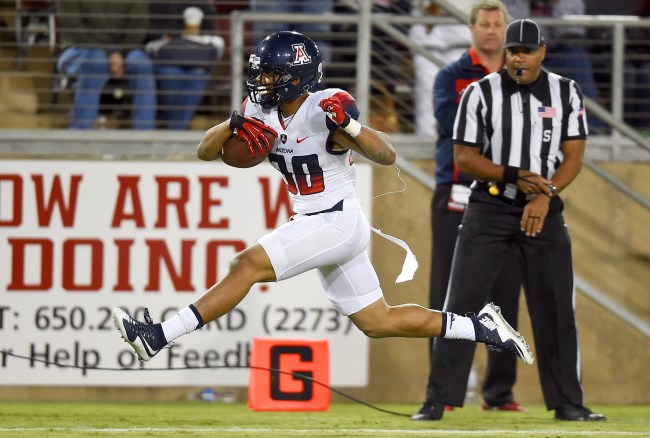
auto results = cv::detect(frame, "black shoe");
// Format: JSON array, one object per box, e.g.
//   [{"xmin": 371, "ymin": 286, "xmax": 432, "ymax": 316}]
[
  {"xmin": 411, "ymin": 401, "xmax": 445, "ymax": 421},
  {"xmin": 554, "ymin": 403, "xmax": 607, "ymax": 421}
]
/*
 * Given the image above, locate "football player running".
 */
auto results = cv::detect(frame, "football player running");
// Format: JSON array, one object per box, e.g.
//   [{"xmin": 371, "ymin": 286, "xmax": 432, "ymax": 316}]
[{"xmin": 113, "ymin": 31, "xmax": 533, "ymax": 367}]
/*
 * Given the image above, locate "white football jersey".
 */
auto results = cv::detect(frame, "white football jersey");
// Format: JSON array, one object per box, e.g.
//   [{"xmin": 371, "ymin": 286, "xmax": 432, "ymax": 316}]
[{"xmin": 242, "ymin": 88, "xmax": 358, "ymax": 214}]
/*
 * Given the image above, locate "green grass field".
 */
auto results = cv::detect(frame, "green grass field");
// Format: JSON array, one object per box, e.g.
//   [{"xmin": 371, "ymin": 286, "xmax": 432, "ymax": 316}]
[{"xmin": 1, "ymin": 402, "xmax": 648, "ymax": 437}]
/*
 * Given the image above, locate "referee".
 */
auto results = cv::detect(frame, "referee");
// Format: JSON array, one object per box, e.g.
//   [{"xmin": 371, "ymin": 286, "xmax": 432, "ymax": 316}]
[
  {"xmin": 424, "ymin": 18, "xmax": 606, "ymax": 421},
  {"xmin": 413, "ymin": 0, "xmax": 525, "ymax": 421}
]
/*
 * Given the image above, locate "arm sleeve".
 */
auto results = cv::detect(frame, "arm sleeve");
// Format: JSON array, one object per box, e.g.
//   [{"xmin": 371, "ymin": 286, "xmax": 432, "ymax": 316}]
[
  {"xmin": 453, "ymin": 83, "xmax": 484, "ymax": 147},
  {"xmin": 563, "ymin": 80, "xmax": 588, "ymax": 140}
]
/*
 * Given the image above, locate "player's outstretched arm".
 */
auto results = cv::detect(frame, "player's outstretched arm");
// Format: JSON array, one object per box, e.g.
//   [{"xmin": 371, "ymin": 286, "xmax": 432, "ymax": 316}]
[
  {"xmin": 320, "ymin": 97, "xmax": 396, "ymax": 165},
  {"xmin": 197, "ymin": 118, "xmax": 233, "ymax": 161}
]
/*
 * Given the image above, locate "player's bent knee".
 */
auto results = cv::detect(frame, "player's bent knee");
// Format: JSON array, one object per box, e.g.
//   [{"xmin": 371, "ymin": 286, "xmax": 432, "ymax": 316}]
[
  {"xmin": 361, "ymin": 326, "xmax": 391, "ymax": 338},
  {"xmin": 348, "ymin": 299, "xmax": 392, "ymax": 338},
  {"xmin": 228, "ymin": 251, "xmax": 256, "ymax": 276},
  {"xmin": 227, "ymin": 245, "xmax": 276, "ymax": 283},
  {"xmin": 360, "ymin": 328, "xmax": 385, "ymax": 338},
  {"xmin": 353, "ymin": 320, "xmax": 391, "ymax": 338}
]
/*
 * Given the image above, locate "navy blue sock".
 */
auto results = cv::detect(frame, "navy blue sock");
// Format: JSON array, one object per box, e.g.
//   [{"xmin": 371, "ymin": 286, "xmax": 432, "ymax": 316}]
[{"xmin": 152, "ymin": 324, "xmax": 167, "ymax": 349}]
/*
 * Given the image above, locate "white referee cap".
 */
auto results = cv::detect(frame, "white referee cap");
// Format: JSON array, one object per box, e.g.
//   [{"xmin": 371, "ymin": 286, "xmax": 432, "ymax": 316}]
[{"xmin": 504, "ymin": 19, "xmax": 545, "ymax": 49}]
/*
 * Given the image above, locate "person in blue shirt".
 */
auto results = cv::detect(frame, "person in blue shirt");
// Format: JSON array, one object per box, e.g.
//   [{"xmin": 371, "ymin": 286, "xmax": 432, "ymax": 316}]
[{"xmin": 56, "ymin": 1, "xmax": 156, "ymax": 129}]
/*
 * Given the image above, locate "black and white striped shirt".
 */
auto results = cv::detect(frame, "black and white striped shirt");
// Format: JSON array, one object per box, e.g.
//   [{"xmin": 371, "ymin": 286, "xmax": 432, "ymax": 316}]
[{"xmin": 453, "ymin": 69, "xmax": 587, "ymax": 180}]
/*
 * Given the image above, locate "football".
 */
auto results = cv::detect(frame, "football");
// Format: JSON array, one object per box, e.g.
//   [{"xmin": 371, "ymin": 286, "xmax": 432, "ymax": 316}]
[{"xmin": 220, "ymin": 132, "xmax": 276, "ymax": 168}]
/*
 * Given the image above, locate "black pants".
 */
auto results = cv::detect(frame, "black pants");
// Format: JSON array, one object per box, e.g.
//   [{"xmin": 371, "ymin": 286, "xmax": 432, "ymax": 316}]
[
  {"xmin": 427, "ymin": 188, "xmax": 584, "ymax": 409},
  {"xmin": 427, "ymin": 184, "xmax": 521, "ymax": 406}
]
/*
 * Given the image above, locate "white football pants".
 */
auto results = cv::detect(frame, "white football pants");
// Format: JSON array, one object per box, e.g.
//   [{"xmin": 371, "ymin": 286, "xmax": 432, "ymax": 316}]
[{"xmin": 258, "ymin": 198, "xmax": 383, "ymax": 315}]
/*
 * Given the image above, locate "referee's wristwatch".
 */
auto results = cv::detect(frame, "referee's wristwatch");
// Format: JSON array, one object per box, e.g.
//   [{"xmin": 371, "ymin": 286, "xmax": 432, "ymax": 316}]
[{"xmin": 547, "ymin": 184, "xmax": 558, "ymax": 198}]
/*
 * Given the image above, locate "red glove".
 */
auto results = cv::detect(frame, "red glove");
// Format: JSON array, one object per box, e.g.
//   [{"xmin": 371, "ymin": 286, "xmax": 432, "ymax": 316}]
[
  {"xmin": 319, "ymin": 97, "xmax": 362, "ymax": 137},
  {"xmin": 319, "ymin": 96, "xmax": 350, "ymax": 126},
  {"xmin": 229, "ymin": 111, "xmax": 278, "ymax": 157}
]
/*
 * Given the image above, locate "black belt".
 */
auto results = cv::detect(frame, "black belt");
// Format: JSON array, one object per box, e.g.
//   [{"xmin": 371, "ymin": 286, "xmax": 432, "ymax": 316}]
[
  {"xmin": 476, "ymin": 181, "xmax": 530, "ymax": 207},
  {"xmin": 305, "ymin": 200, "xmax": 344, "ymax": 216}
]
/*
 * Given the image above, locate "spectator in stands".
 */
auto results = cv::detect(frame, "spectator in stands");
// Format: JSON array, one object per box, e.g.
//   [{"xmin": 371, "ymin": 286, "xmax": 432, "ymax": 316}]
[
  {"xmin": 56, "ymin": 1, "xmax": 156, "ymax": 129},
  {"xmin": 146, "ymin": 7, "xmax": 224, "ymax": 130},
  {"xmin": 147, "ymin": 0, "xmax": 216, "ymax": 42},
  {"xmin": 409, "ymin": 0, "xmax": 471, "ymax": 137}
]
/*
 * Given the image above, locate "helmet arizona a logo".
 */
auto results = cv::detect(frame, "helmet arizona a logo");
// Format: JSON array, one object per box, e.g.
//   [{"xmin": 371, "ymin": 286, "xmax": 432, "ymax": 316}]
[{"xmin": 292, "ymin": 43, "xmax": 311, "ymax": 65}]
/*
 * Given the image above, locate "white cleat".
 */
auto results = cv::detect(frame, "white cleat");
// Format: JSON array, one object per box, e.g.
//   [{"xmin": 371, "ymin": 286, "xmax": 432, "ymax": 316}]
[
  {"xmin": 469, "ymin": 302, "xmax": 534, "ymax": 365},
  {"xmin": 112, "ymin": 308, "xmax": 168, "ymax": 362}
]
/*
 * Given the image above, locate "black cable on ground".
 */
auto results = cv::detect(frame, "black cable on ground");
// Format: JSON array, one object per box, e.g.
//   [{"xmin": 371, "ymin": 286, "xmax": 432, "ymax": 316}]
[{"xmin": 0, "ymin": 350, "xmax": 412, "ymax": 418}]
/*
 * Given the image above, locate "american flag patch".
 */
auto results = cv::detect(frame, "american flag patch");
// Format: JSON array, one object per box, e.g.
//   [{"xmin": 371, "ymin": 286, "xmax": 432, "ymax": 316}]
[{"xmin": 538, "ymin": 106, "xmax": 556, "ymax": 118}]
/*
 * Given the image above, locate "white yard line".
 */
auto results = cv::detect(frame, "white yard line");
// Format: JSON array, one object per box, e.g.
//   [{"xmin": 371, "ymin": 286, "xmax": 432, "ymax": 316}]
[{"xmin": 0, "ymin": 428, "xmax": 645, "ymax": 436}]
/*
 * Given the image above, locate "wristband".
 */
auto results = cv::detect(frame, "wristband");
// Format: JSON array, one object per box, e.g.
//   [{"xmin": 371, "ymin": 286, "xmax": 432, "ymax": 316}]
[
  {"xmin": 503, "ymin": 166, "xmax": 519, "ymax": 184},
  {"xmin": 342, "ymin": 116, "xmax": 363, "ymax": 138}
]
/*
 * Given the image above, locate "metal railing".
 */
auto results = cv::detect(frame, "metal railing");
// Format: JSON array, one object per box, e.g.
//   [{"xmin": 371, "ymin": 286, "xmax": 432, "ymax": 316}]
[
  {"xmin": 228, "ymin": 10, "xmax": 650, "ymax": 148},
  {"xmin": 2, "ymin": 4, "xmax": 649, "ymax": 139}
]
